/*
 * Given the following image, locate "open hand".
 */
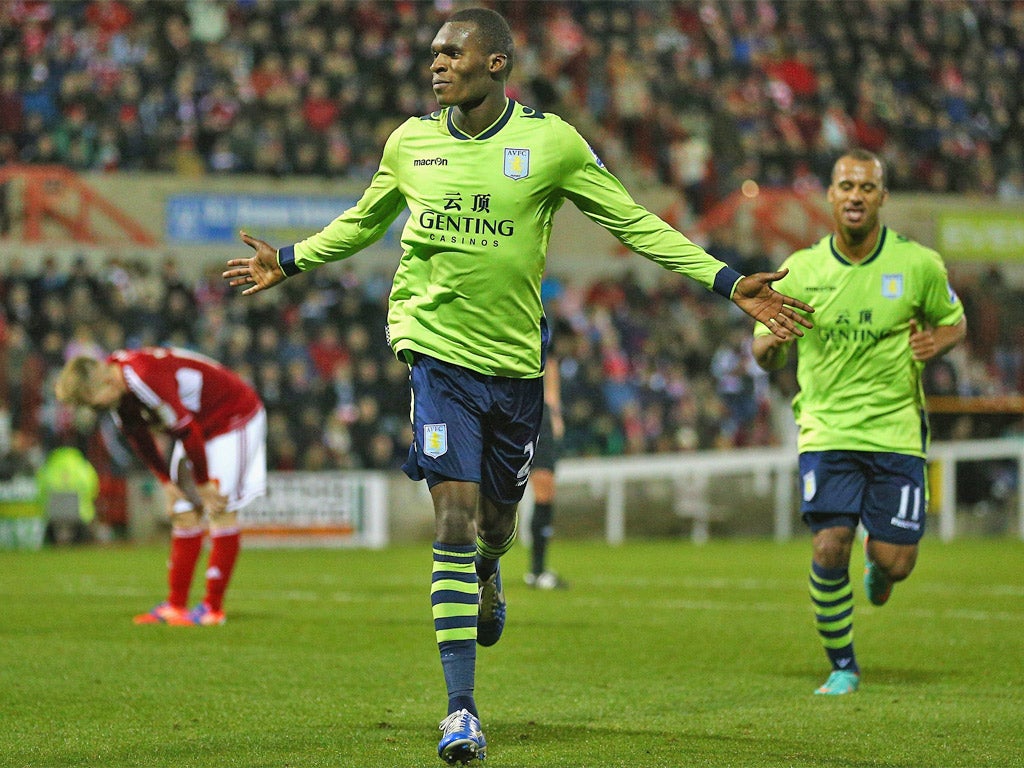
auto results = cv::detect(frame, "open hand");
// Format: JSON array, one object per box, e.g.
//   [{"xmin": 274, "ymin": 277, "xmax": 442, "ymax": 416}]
[
  {"xmin": 732, "ymin": 268, "xmax": 814, "ymax": 340},
  {"xmin": 223, "ymin": 231, "xmax": 286, "ymax": 295}
]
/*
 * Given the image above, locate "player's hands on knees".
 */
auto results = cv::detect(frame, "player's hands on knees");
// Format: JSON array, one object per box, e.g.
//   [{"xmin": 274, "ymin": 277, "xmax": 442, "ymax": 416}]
[
  {"xmin": 197, "ymin": 480, "xmax": 228, "ymax": 516},
  {"xmin": 162, "ymin": 481, "xmax": 190, "ymax": 516},
  {"xmin": 733, "ymin": 268, "xmax": 815, "ymax": 340},
  {"xmin": 223, "ymin": 231, "xmax": 286, "ymax": 295}
]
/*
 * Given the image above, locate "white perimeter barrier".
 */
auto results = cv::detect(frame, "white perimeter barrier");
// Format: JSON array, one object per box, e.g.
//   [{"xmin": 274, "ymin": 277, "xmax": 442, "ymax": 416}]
[
  {"xmin": 224, "ymin": 440, "xmax": 1023, "ymax": 548},
  {"xmin": 552, "ymin": 440, "xmax": 1024, "ymax": 544},
  {"xmin": 241, "ymin": 471, "xmax": 388, "ymax": 548},
  {"xmin": 928, "ymin": 438, "xmax": 1024, "ymax": 541}
]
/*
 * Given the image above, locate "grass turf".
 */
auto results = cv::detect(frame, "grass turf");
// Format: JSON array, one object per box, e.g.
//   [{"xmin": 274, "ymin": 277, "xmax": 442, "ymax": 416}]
[{"xmin": 1, "ymin": 537, "xmax": 1021, "ymax": 767}]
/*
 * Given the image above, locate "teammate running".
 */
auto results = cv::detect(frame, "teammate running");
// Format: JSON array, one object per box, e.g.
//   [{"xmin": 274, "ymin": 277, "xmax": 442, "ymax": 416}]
[{"xmin": 753, "ymin": 149, "xmax": 966, "ymax": 695}]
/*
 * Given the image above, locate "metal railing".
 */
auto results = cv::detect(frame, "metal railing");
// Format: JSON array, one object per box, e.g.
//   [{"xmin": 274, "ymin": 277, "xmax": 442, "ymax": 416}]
[
  {"xmin": 928, "ymin": 438, "xmax": 1024, "ymax": 541},
  {"xmin": 553, "ymin": 440, "xmax": 1024, "ymax": 543}
]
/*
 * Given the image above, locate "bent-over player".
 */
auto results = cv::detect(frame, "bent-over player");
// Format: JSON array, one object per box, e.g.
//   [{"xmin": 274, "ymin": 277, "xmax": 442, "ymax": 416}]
[{"xmin": 56, "ymin": 347, "xmax": 266, "ymax": 626}]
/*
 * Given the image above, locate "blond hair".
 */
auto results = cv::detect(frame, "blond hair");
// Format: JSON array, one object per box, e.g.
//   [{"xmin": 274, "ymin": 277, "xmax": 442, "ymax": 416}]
[{"xmin": 55, "ymin": 356, "xmax": 104, "ymax": 406}]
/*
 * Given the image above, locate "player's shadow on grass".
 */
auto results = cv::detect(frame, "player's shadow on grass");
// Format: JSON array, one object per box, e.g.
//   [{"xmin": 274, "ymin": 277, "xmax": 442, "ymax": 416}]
[
  {"xmin": 861, "ymin": 665, "xmax": 942, "ymax": 684},
  {"xmin": 779, "ymin": 666, "xmax": 941, "ymax": 687}
]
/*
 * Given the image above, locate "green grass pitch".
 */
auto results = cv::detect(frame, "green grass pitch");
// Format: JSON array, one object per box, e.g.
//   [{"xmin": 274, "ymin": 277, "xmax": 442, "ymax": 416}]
[{"xmin": 1, "ymin": 537, "xmax": 1021, "ymax": 767}]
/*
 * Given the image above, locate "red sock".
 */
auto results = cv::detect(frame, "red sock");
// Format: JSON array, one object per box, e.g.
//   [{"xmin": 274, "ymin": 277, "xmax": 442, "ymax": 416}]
[
  {"xmin": 168, "ymin": 527, "xmax": 205, "ymax": 609},
  {"xmin": 204, "ymin": 528, "xmax": 241, "ymax": 612}
]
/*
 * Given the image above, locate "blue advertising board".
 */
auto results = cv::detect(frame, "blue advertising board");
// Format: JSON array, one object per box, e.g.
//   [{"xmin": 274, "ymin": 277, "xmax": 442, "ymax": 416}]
[{"xmin": 166, "ymin": 194, "xmax": 404, "ymax": 244}]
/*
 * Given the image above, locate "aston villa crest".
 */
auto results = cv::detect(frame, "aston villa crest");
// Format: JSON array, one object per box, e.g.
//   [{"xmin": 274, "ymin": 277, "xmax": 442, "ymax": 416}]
[
  {"xmin": 504, "ymin": 148, "xmax": 529, "ymax": 180},
  {"xmin": 882, "ymin": 274, "xmax": 904, "ymax": 299},
  {"xmin": 424, "ymin": 423, "xmax": 448, "ymax": 458},
  {"xmin": 802, "ymin": 470, "xmax": 817, "ymax": 502}
]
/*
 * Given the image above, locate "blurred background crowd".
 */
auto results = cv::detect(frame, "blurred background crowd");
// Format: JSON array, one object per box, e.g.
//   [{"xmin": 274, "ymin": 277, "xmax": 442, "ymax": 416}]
[
  {"xmin": 1, "ymin": 1, "xmax": 1024, "ymax": 535},
  {"xmin": 1, "ymin": 0, "xmax": 1023, "ymax": 210},
  {"xmin": 2, "ymin": 247, "xmax": 1021, "ymax": 473}
]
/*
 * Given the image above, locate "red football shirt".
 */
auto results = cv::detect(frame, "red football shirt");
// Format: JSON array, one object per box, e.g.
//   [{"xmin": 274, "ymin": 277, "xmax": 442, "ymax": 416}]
[{"xmin": 109, "ymin": 347, "xmax": 261, "ymax": 483}]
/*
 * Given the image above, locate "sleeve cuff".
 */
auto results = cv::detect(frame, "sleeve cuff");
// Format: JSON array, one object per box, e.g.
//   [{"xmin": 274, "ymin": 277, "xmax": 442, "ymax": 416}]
[
  {"xmin": 277, "ymin": 245, "xmax": 302, "ymax": 277},
  {"xmin": 712, "ymin": 266, "xmax": 743, "ymax": 299}
]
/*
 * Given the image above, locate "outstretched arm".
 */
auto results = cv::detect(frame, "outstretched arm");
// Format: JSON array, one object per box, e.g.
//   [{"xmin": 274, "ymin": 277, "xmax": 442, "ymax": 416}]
[
  {"xmin": 732, "ymin": 268, "xmax": 814, "ymax": 341},
  {"xmin": 223, "ymin": 231, "xmax": 287, "ymax": 296}
]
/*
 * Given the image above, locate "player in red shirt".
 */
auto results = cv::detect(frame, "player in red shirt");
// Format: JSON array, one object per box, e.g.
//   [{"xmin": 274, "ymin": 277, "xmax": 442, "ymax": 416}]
[{"xmin": 56, "ymin": 348, "xmax": 266, "ymax": 626}]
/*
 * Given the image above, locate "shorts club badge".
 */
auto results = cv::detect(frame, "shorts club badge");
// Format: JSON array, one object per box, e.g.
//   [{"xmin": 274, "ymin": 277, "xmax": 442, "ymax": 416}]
[{"xmin": 424, "ymin": 424, "xmax": 448, "ymax": 458}]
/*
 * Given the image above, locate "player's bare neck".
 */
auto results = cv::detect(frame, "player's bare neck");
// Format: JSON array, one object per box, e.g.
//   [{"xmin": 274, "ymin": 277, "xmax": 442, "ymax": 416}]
[
  {"xmin": 451, "ymin": 92, "xmax": 505, "ymax": 137},
  {"xmin": 836, "ymin": 226, "xmax": 880, "ymax": 263}
]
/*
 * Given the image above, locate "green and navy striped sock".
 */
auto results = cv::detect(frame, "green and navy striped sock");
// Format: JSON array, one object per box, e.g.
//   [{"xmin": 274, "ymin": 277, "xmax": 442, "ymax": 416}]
[
  {"xmin": 432, "ymin": 542, "xmax": 478, "ymax": 715},
  {"xmin": 809, "ymin": 561, "xmax": 859, "ymax": 674},
  {"xmin": 475, "ymin": 517, "xmax": 518, "ymax": 580}
]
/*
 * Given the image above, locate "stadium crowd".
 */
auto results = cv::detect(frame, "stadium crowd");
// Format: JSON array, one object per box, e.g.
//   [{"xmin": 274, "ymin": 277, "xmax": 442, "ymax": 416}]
[
  {"xmin": 1, "ymin": 0, "xmax": 1023, "ymax": 210},
  {"xmin": 1, "ymin": 1, "xmax": 1023, "ymax": 530},
  {"xmin": 1, "ymin": 248, "xmax": 1021, "ymax": 475}
]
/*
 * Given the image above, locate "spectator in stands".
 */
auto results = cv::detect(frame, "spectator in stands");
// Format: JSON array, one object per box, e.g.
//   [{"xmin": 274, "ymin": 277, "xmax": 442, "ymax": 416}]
[
  {"xmin": 0, "ymin": 428, "xmax": 41, "ymax": 485},
  {"xmin": 0, "ymin": 321, "xmax": 45, "ymax": 436},
  {"xmin": 84, "ymin": 0, "xmax": 134, "ymax": 37},
  {"xmin": 18, "ymin": 122, "xmax": 61, "ymax": 165},
  {"xmin": 0, "ymin": 72, "xmax": 24, "ymax": 147},
  {"xmin": 302, "ymin": 76, "xmax": 339, "ymax": 134},
  {"xmin": 998, "ymin": 168, "xmax": 1024, "ymax": 202},
  {"xmin": 308, "ymin": 323, "xmax": 349, "ymax": 381},
  {"xmin": 752, "ymin": 149, "xmax": 966, "ymax": 697},
  {"xmin": 710, "ymin": 322, "xmax": 764, "ymax": 446}
]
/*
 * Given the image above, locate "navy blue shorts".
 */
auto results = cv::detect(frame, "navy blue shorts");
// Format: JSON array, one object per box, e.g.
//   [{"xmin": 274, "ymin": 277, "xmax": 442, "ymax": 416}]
[
  {"xmin": 402, "ymin": 354, "xmax": 544, "ymax": 505},
  {"xmin": 799, "ymin": 450, "xmax": 928, "ymax": 545}
]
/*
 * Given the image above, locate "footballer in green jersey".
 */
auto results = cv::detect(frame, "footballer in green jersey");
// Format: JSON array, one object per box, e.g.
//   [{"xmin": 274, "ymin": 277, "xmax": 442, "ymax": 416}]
[
  {"xmin": 270, "ymin": 98, "xmax": 803, "ymax": 378},
  {"xmin": 226, "ymin": 7, "xmax": 814, "ymax": 762},
  {"xmin": 754, "ymin": 149, "xmax": 966, "ymax": 698},
  {"xmin": 753, "ymin": 225, "xmax": 964, "ymax": 456},
  {"xmin": 279, "ymin": 98, "xmax": 741, "ymax": 378}
]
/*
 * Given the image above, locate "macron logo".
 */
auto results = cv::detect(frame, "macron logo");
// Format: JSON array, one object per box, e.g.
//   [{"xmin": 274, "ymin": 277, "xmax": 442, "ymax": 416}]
[{"xmin": 414, "ymin": 157, "xmax": 448, "ymax": 166}]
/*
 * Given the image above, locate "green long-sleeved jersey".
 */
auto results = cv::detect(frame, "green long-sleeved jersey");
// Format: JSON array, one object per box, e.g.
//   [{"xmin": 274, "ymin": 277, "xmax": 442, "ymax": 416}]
[{"xmin": 279, "ymin": 99, "xmax": 740, "ymax": 377}]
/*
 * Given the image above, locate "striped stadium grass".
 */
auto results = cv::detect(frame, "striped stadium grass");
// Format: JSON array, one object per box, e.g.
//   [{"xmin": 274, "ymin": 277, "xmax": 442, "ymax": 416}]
[{"xmin": 1, "ymin": 536, "xmax": 1021, "ymax": 767}]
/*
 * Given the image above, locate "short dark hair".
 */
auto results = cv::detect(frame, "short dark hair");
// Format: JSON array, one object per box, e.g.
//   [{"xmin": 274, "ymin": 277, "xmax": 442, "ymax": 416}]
[
  {"xmin": 835, "ymin": 148, "xmax": 887, "ymax": 189},
  {"xmin": 447, "ymin": 7, "xmax": 514, "ymax": 79}
]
